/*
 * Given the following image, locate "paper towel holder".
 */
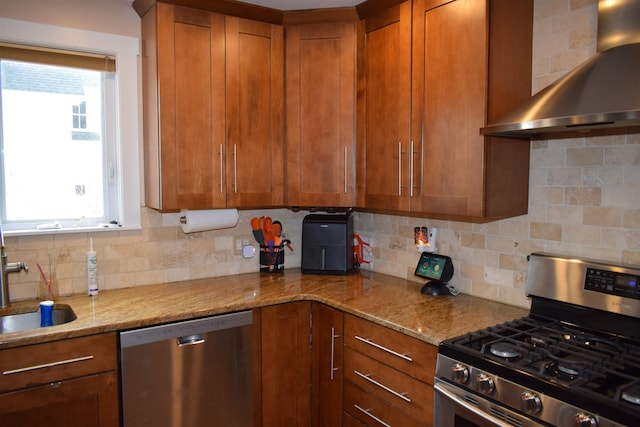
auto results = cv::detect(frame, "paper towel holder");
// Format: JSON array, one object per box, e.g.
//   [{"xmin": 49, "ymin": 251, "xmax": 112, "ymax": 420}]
[{"xmin": 179, "ymin": 208, "xmax": 239, "ymax": 233}]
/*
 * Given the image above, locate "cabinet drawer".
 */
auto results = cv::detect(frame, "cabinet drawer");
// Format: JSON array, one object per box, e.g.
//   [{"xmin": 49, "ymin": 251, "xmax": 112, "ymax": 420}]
[
  {"xmin": 0, "ymin": 333, "xmax": 117, "ymax": 393},
  {"xmin": 344, "ymin": 381, "xmax": 425, "ymax": 427},
  {"xmin": 344, "ymin": 347, "xmax": 433, "ymax": 421},
  {"xmin": 344, "ymin": 315, "xmax": 437, "ymax": 384},
  {"xmin": 343, "ymin": 410, "xmax": 366, "ymax": 427},
  {"xmin": 0, "ymin": 371, "xmax": 118, "ymax": 426}
]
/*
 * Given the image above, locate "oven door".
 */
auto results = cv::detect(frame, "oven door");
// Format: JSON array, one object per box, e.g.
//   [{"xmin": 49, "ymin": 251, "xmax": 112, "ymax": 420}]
[{"xmin": 434, "ymin": 378, "xmax": 548, "ymax": 427}]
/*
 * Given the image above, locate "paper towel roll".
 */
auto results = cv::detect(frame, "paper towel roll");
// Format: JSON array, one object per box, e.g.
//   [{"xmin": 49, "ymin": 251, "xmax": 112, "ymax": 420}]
[{"xmin": 179, "ymin": 209, "xmax": 239, "ymax": 233}]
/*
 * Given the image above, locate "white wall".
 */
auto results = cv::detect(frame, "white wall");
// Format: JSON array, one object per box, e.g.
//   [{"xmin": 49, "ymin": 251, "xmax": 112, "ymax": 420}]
[{"xmin": 0, "ymin": 0, "xmax": 140, "ymax": 38}]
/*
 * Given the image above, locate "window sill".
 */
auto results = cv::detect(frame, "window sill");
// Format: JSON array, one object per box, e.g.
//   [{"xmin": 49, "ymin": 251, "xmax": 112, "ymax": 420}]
[{"xmin": 4, "ymin": 224, "xmax": 142, "ymax": 237}]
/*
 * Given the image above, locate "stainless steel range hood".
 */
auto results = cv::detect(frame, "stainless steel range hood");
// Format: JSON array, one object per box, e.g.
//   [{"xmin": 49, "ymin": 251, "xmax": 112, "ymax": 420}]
[{"xmin": 481, "ymin": 0, "xmax": 640, "ymax": 139}]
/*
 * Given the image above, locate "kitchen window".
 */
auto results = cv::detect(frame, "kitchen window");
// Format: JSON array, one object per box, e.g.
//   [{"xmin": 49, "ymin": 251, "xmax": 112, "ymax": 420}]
[{"xmin": 0, "ymin": 18, "xmax": 140, "ymax": 235}]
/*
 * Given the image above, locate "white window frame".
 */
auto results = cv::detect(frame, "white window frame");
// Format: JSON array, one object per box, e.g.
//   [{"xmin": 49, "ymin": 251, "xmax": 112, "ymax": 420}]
[{"xmin": 0, "ymin": 17, "xmax": 141, "ymax": 236}]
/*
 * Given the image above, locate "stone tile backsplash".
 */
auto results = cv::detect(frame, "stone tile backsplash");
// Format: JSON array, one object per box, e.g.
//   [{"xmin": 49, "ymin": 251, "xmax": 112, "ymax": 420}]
[{"xmin": 4, "ymin": 0, "xmax": 639, "ymax": 310}]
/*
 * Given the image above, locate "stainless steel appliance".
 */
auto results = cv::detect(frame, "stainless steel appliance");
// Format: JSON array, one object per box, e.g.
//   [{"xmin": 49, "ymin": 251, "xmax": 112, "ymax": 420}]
[
  {"xmin": 120, "ymin": 310, "xmax": 254, "ymax": 427},
  {"xmin": 435, "ymin": 253, "xmax": 640, "ymax": 427},
  {"xmin": 481, "ymin": 0, "xmax": 640, "ymax": 138}
]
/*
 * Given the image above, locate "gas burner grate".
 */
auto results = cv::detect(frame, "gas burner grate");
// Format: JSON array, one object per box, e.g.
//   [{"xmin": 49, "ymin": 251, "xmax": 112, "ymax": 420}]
[{"xmin": 447, "ymin": 315, "xmax": 640, "ymax": 408}]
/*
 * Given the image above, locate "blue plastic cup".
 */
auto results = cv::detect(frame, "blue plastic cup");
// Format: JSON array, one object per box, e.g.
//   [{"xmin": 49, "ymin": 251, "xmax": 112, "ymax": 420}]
[{"xmin": 40, "ymin": 300, "xmax": 54, "ymax": 327}]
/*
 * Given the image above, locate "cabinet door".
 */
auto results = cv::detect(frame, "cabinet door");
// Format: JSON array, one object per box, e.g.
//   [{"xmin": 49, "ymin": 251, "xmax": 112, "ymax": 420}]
[
  {"xmin": 356, "ymin": 1, "xmax": 412, "ymax": 211},
  {"xmin": 311, "ymin": 303, "xmax": 343, "ymax": 427},
  {"xmin": 0, "ymin": 372, "xmax": 118, "ymax": 427},
  {"xmin": 411, "ymin": 0, "xmax": 487, "ymax": 217},
  {"xmin": 226, "ymin": 17, "xmax": 284, "ymax": 208},
  {"xmin": 0, "ymin": 333, "xmax": 118, "ymax": 427},
  {"xmin": 260, "ymin": 302, "xmax": 311, "ymax": 427},
  {"xmin": 411, "ymin": 0, "xmax": 532, "ymax": 220},
  {"xmin": 146, "ymin": 3, "xmax": 226, "ymax": 211},
  {"xmin": 286, "ymin": 22, "xmax": 356, "ymax": 207}
]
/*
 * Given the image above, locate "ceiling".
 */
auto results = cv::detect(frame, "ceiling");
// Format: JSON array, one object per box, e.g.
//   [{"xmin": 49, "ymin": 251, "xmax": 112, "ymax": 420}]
[{"xmin": 237, "ymin": 0, "xmax": 362, "ymax": 11}]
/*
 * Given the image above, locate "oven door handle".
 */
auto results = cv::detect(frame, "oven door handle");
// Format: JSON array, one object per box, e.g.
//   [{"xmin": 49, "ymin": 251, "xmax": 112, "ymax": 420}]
[{"xmin": 435, "ymin": 382, "xmax": 513, "ymax": 427}]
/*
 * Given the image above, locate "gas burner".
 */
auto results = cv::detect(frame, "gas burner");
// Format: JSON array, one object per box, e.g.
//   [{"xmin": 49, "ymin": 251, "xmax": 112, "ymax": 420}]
[
  {"xmin": 622, "ymin": 384, "xmax": 640, "ymax": 405},
  {"xmin": 557, "ymin": 364, "xmax": 580, "ymax": 377},
  {"xmin": 526, "ymin": 334, "xmax": 553, "ymax": 347},
  {"xmin": 560, "ymin": 333, "xmax": 623, "ymax": 355},
  {"xmin": 547, "ymin": 352, "xmax": 592, "ymax": 377},
  {"xmin": 489, "ymin": 342, "xmax": 521, "ymax": 359}
]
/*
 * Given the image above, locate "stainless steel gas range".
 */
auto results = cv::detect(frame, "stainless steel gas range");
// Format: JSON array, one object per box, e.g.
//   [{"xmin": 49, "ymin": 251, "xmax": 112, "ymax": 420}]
[{"xmin": 435, "ymin": 253, "xmax": 640, "ymax": 427}]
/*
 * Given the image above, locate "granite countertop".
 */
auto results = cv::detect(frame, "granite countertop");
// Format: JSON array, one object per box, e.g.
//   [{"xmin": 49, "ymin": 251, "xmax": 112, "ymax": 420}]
[{"xmin": 0, "ymin": 269, "xmax": 528, "ymax": 349}]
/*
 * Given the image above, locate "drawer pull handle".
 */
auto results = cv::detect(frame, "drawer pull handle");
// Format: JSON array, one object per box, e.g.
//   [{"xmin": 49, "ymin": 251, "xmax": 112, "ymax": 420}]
[
  {"xmin": 2, "ymin": 355, "xmax": 94, "ymax": 376},
  {"xmin": 354, "ymin": 370, "xmax": 411, "ymax": 403},
  {"xmin": 354, "ymin": 335, "xmax": 413, "ymax": 362},
  {"xmin": 354, "ymin": 403, "xmax": 392, "ymax": 427}
]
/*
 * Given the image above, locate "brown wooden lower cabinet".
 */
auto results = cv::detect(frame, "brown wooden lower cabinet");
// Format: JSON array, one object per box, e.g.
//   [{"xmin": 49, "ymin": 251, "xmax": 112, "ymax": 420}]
[
  {"xmin": 343, "ymin": 313, "xmax": 437, "ymax": 426},
  {"xmin": 344, "ymin": 347, "xmax": 434, "ymax": 422},
  {"xmin": 311, "ymin": 303, "xmax": 344, "ymax": 427},
  {"xmin": 344, "ymin": 381, "xmax": 425, "ymax": 427},
  {"xmin": 260, "ymin": 301, "xmax": 312, "ymax": 427},
  {"xmin": 259, "ymin": 303, "xmax": 437, "ymax": 427},
  {"xmin": 0, "ymin": 333, "xmax": 119, "ymax": 427}
]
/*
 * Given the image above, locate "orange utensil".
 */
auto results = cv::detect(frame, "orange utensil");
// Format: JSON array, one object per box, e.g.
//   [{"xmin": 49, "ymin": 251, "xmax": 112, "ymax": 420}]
[
  {"xmin": 263, "ymin": 217, "xmax": 274, "ymax": 251},
  {"xmin": 250, "ymin": 217, "xmax": 263, "ymax": 245},
  {"xmin": 250, "ymin": 217, "xmax": 260, "ymax": 230}
]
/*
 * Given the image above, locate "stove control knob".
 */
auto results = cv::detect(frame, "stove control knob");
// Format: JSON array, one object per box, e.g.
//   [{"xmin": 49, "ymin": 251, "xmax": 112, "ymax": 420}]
[
  {"xmin": 476, "ymin": 373, "xmax": 495, "ymax": 394},
  {"xmin": 575, "ymin": 413, "xmax": 598, "ymax": 427},
  {"xmin": 451, "ymin": 363, "xmax": 469, "ymax": 384},
  {"xmin": 520, "ymin": 391, "xmax": 542, "ymax": 414}
]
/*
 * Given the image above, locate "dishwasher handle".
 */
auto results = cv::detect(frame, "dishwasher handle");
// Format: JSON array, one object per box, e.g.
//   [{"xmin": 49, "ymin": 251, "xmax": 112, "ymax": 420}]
[
  {"xmin": 120, "ymin": 310, "xmax": 253, "ymax": 348},
  {"xmin": 176, "ymin": 334, "xmax": 205, "ymax": 347}
]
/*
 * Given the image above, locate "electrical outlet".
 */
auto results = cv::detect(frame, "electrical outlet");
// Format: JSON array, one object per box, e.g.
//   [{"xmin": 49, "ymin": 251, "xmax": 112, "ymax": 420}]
[
  {"xmin": 242, "ymin": 238, "xmax": 250, "ymax": 246},
  {"xmin": 235, "ymin": 239, "xmax": 243, "ymax": 252}
]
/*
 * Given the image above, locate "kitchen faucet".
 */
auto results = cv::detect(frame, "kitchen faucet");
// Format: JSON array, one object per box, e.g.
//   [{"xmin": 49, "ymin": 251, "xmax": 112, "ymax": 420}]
[{"xmin": 0, "ymin": 225, "xmax": 28, "ymax": 308}]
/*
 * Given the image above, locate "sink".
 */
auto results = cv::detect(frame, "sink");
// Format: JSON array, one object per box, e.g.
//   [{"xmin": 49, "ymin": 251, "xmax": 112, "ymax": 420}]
[{"xmin": 0, "ymin": 304, "xmax": 77, "ymax": 334}]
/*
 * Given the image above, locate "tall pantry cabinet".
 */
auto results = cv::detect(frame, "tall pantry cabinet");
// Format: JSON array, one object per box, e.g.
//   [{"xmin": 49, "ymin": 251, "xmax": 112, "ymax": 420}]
[{"xmin": 141, "ymin": 2, "xmax": 284, "ymax": 212}]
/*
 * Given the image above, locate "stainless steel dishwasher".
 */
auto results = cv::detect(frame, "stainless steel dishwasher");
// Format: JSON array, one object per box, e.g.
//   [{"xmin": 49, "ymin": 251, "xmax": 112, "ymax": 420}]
[{"xmin": 119, "ymin": 310, "xmax": 254, "ymax": 427}]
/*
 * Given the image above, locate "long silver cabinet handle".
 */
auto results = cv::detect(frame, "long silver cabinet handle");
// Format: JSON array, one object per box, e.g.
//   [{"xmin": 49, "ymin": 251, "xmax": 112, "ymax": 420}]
[
  {"xmin": 354, "ymin": 370, "xmax": 411, "ymax": 402},
  {"xmin": 409, "ymin": 140, "xmax": 415, "ymax": 197},
  {"xmin": 398, "ymin": 142, "xmax": 402, "ymax": 196},
  {"xmin": 354, "ymin": 335, "xmax": 413, "ymax": 362},
  {"xmin": 219, "ymin": 143, "xmax": 224, "ymax": 194},
  {"xmin": 353, "ymin": 404, "xmax": 392, "ymax": 427},
  {"xmin": 233, "ymin": 144, "xmax": 238, "ymax": 194},
  {"xmin": 344, "ymin": 146, "xmax": 348, "ymax": 194},
  {"xmin": 3, "ymin": 355, "xmax": 94, "ymax": 376}
]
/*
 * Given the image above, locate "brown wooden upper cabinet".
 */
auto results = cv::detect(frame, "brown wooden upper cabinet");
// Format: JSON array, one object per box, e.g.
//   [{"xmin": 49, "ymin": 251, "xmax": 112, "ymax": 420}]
[
  {"xmin": 285, "ymin": 21, "xmax": 357, "ymax": 208},
  {"xmin": 358, "ymin": 0, "xmax": 532, "ymax": 221},
  {"xmin": 138, "ymin": 0, "xmax": 532, "ymax": 220},
  {"xmin": 141, "ymin": 3, "xmax": 284, "ymax": 212},
  {"xmin": 356, "ymin": 1, "xmax": 412, "ymax": 212},
  {"xmin": 410, "ymin": 0, "xmax": 532, "ymax": 220}
]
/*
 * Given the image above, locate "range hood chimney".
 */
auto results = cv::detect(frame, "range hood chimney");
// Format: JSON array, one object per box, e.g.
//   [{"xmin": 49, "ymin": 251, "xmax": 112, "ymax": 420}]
[{"xmin": 481, "ymin": 0, "xmax": 640, "ymax": 139}]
